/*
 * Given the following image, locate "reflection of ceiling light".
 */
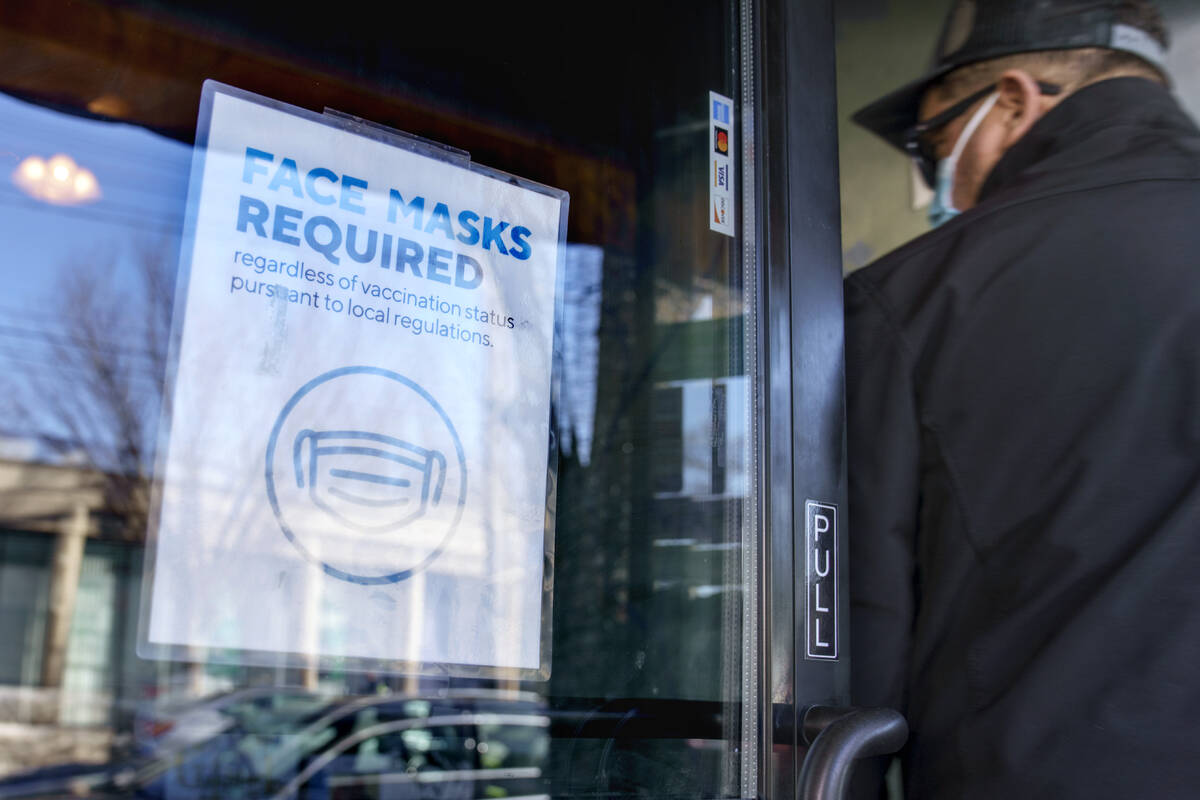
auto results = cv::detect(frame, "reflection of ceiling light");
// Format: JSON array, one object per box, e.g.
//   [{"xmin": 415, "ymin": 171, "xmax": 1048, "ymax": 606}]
[
  {"xmin": 20, "ymin": 158, "xmax": 45, "ymax": 181},
  {"xmin": 87, "ymin": 94, "xmax": 132, "ymax": 118},
  {"xmin": 12, "ymin": 154, "xmax": 101, "ymax": 205}
]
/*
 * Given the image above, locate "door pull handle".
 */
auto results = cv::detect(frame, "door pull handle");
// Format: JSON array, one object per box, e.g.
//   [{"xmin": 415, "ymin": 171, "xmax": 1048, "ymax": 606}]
[{"xmin": 796, "ymin": 705, "xmax": 908, "ymax": 800}]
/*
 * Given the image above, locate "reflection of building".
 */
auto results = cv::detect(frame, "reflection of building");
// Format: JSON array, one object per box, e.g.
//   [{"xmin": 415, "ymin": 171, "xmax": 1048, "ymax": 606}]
[
  {"xmin": 556, "ymin": 245, "xmax": 604, "ymax": 468},
  {"xmin": 651, "ymin": 313, "xmax": 747, "ymax": 504},
  {"xmin": 652, "ymin": 375, "xmax": 747, "ymax": 502},
  {"xmin": 0, "ymin": 442, "xmax": 142, "ymax": 771},
  {"xmin": 639, "ymin": 313, "xmax": 748, "ymax": 701}
]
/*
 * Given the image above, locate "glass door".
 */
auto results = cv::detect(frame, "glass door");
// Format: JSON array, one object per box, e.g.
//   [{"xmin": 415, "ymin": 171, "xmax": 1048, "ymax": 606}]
[{"xmin": 0, "ymin": 0, "xmax": 849, "ymax": 797}]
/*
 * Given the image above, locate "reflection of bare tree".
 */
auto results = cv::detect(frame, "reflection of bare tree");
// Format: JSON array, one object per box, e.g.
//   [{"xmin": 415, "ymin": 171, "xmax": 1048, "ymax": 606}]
[
  {"xmin": 6, "ymin": 241, "xmax": 285, "ymax": 656},
  {"xmin": 7, "ymin": 244, "xmax": 173, "ymax": 539},
  {"xmin": 0, "ymin": 241, "xmax": 175, "ymax": 729}
]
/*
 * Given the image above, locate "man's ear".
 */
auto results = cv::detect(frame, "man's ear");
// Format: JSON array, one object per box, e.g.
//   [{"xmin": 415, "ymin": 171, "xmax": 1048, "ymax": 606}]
[{"xmin": 995, "ymin": 69, "xmax": 1047, "ymax": 146}]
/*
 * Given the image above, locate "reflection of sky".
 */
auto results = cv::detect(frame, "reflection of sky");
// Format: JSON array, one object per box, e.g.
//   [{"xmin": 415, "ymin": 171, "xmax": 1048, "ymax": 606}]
[
  {"xmin": 0, "ymin": 92, "xmax": 190, "ymax": 454},
  {"xmin": 0, "ymin": 91, "xmax": 606, "ymax": 479},
  {"xmin": 0, "ymin": 92, "xmax": 189, "ymax": 303}
]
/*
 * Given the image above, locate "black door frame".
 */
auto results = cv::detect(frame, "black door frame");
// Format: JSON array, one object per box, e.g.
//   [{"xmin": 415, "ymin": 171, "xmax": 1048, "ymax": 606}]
[{"xmin": 746, "ymin": 0, "xmax": 849, "ymax": 796}]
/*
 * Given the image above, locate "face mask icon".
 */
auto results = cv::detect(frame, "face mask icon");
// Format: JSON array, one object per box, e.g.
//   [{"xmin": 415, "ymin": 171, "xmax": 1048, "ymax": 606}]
[{"xmin": 293, "ymin": 429, "xmax": 447, "ymax": 534}]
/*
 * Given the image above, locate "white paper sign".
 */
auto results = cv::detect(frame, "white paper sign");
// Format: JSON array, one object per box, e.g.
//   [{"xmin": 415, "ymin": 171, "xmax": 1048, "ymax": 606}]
[{"xmin": 141, "ymin": 82, "xmax": 565, "ymax": 675}]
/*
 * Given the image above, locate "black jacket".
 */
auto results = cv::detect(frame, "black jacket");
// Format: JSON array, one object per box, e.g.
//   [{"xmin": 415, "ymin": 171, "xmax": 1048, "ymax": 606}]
[{"xmin": 845, "ymin": 78, "xmax": 1200, "ymax": 798}]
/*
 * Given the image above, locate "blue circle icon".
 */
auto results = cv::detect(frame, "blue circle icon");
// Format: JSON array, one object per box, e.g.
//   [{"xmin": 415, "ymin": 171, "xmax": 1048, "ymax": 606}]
[{"xmin": 265, "ymin": 367, "xmax": 467, "ymax": 585}]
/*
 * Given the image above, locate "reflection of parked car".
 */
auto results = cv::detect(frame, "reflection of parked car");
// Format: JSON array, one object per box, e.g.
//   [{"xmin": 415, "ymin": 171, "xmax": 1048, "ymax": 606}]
[
  {"xmin": 0, "ymin": 689, "xmax": 550, "ymax": 800},
  {"xmin": 0, "ymin": 762, "xmax": 124, "ymax": 800},
  {"xmin": 133, "ymin": 687, "xmax": 334, "ymax": 760},
  {"xmin": 155, "ymin": 689, "xmax": 549, "ymax": 800},
  {"xmin": 270, "ymin": 706, "xmax": 549, "ymax": 799}
]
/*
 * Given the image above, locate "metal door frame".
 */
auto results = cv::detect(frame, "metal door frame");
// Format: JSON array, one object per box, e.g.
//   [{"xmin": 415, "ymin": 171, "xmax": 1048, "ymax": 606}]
[{"xmin": 741, "ymin": 0, "xmax": 849, "ymax": 796}]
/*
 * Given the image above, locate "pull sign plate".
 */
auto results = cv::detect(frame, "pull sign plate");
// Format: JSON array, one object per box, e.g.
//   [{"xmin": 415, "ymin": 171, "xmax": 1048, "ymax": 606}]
[{"xmin": 805, "ymin": 500, "xmax": 839, "ymax": 660}]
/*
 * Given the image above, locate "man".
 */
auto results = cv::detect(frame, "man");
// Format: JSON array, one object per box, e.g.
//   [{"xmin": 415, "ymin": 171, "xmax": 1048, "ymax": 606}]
[{"xmin": 845, "ymin": 0, "xmax": 1200, "ymax": 796}]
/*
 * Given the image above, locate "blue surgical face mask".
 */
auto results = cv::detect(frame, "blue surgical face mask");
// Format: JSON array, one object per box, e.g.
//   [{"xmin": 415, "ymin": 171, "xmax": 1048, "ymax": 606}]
[{"xmin": 928, "ymin": 92, "xmax": 1000, "ymax": 228}]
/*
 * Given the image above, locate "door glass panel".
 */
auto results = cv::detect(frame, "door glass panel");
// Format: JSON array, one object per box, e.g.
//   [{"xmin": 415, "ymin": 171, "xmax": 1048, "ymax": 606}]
[{"xmin": 0, "ymin": 1, "xmax": 755, "ymax": 796}]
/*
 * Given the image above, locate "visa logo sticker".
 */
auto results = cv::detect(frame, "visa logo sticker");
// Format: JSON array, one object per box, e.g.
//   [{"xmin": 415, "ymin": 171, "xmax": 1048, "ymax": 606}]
[
  {"xmin": 708, "ymin": 91, "xmax": 735, "ymax": 238},
  {"xmin": 714, "ymin": 161, "xmax": 729, "ymax": 190}
]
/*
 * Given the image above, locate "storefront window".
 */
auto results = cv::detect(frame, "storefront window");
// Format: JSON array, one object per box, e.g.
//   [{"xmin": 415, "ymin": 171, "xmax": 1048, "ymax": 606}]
[{"xmin": 0, "ymin": 1, "xmax": 759, "ymax": 796}]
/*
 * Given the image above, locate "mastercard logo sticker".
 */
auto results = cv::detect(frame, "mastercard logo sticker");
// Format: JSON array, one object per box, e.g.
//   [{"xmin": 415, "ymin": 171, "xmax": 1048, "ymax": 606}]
[{"xmin": 714, "ymin": 126, "xmax": 729, "ymax": 155}]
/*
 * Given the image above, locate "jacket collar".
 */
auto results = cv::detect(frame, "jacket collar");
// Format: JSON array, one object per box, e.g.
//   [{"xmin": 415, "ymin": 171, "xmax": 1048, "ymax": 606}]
[{"xmin": 978, "ymin": 77, "xmax": 1200, "ymax": 204}]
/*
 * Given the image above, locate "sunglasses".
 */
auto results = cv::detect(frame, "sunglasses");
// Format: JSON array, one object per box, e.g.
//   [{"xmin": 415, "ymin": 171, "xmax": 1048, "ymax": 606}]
[{"xmin": 904, "ymin": 81, "xmax": 1062, "ymax": 188}]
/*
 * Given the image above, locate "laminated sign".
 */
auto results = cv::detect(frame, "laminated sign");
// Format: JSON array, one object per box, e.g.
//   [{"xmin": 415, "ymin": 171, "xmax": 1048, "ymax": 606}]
[{"xmin": 140, "ymin": 82, "xmax": 566, "ymax": 677}]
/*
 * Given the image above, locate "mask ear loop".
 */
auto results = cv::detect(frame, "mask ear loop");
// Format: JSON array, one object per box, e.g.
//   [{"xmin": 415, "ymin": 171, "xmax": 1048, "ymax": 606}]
[
  {"xmin": 948, "ymin": 92, "xmax": 1000, "ymax": 163},
  {"xmin": 929, "ymin": 92, "xmax": 1001, "ymax": 228}
]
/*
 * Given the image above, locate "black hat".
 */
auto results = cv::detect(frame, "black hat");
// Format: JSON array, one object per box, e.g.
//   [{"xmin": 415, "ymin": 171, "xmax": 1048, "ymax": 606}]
[{"xmin": 853, "ymin": 0, "xmax": 1170, "ymax": 156}]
